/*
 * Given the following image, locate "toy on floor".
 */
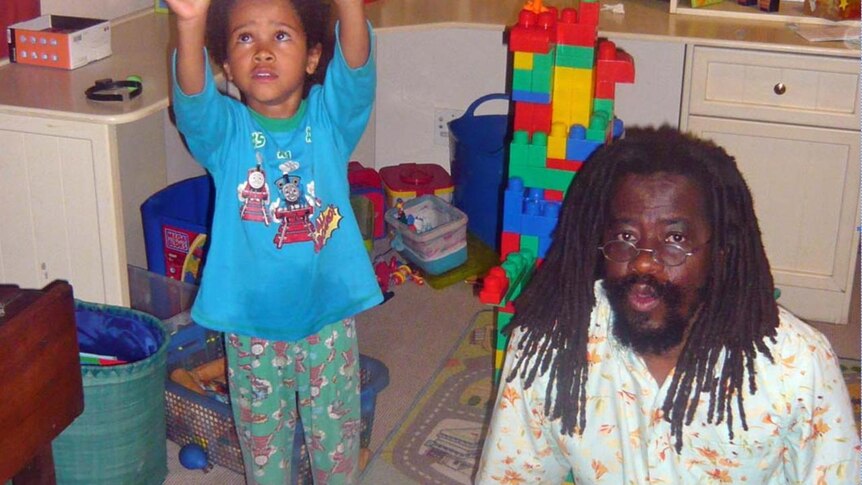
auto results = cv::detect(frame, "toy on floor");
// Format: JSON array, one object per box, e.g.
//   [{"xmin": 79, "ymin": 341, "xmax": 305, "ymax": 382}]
[
  {"xmin": 179, "ymin": 443, "xmax": 211, "ymax": 472},
  {"xmin": 170, "ymin": 357, "xmax": 229, "ymax": 404},
  {"xmin": 374, "ymin": 255, "xmax": 425, "ymax": 296}
]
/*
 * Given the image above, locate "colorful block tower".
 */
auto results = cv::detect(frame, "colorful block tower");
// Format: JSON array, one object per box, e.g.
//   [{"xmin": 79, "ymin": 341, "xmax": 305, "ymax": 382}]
[{"xmin": 479, "ymin": 0, "xmax": 635, "ymax": 378}]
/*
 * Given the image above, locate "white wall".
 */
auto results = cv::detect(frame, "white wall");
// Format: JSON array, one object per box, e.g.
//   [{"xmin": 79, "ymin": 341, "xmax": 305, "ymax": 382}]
[
  {"xmin": 373, "ymin": 27, "xmax": 510, "ymax": 171},
  {"xmin": 163, "ymin": 27, "xmax": 687, "ymax": 180}
]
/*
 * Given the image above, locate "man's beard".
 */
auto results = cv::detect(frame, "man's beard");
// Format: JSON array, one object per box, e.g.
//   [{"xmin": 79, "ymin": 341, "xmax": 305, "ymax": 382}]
[{"xmin": 603, "ymin": 275, "xmax": 698, "ymax": 356}]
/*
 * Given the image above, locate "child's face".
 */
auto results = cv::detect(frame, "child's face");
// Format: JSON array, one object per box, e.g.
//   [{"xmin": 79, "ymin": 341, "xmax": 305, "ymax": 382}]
[{"xmin": 222, "ymin": 0, "xmax": 322, "ymax": 118}]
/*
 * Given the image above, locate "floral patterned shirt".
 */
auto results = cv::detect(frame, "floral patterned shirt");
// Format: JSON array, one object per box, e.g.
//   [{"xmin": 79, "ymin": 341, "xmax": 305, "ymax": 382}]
[{"xmin": 477, "ymin": 281, "xmax": 860, "ymax": 485}]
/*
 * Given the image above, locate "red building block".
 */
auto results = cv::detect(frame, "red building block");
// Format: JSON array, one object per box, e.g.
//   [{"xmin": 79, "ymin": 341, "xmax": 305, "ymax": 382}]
[
  {"xmin": 579, "ymin": 2, "xmax": 600, "ymax": 26},
  {"xmin": 555, "ymin": 8, "xmax": 597, "ymax": 47},
  {"xmin": 547, "ymin": 158, "xmax": 584, "ymax": 172},
  {"xmin": 596, "ymin": 40, "xmax": 635, "ymax": 84},
  {"xmin": 509, "ymin": 9, "xmax": 556, "ymax": 54},
  {"xmin": 500, "ymin": 231, "xmax": 521, "ymax": 260},
  {"xmin": 513, "ymin": 101, "xmax": 552, "ymax": 135},
  {"xmin": 544, "ymin": 189, "xmax": 565, "ymax": 202}
]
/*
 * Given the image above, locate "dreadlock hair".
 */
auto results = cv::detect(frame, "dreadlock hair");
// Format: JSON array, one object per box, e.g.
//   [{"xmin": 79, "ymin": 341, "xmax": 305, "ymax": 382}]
[
  {"xmin": 506, "ymin": 125, "xmax": 780, "ymax": 452},
  {"xmin": 205, "ymin": 0, "xmax": 332, "ymax": 97}
]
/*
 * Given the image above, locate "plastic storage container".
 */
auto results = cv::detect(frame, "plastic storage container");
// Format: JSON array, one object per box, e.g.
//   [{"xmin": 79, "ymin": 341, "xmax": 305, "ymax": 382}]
[
  {"xmin": 449, "ymin": 93, "xmax": 510, "ymax": 251},
  {"xmin": 385, "ymin": 195, "xmax": 468, "ymax": 275},
  {"xmin": 52, "ymin": 301, "xmax": 169, "ymax": 485},
  {"xmin": 379, "ymin": 163, "xmax": 454, "ymax": 209},
  {"xmin": 141, "ymin": 175, "xmax": 214, "ymax": 284}
]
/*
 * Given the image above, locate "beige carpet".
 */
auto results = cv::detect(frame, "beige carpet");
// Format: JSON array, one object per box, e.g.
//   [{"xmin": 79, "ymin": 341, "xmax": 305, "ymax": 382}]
[{"xmin": 161, "ymin": 264, "xmax": 486, "ymax": 484}]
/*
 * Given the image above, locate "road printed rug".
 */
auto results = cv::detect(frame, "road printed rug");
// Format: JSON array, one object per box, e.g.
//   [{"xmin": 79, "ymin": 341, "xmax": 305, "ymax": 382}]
[{"xmin": 382, "ymin": 309, "xmax": 497, "ymax": 484}]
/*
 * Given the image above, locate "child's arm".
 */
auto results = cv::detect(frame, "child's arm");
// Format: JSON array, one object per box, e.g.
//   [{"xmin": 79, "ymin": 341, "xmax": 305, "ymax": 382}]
[
  {"xmin": 334, "ymin": 0, "xmax": 370, "ymax": 69},
  {"xmin": 165, "ymin": 0, "xmax": 210, "ymax": 95}
]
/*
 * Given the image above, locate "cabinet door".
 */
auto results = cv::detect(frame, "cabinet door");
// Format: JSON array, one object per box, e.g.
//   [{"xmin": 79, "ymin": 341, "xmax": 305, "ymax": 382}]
[
  {"xmin": 0, "ymin": 115, "xmax": 127, "ymax": 305},
  {"xmin": 687, "ymin": 116, "xmax": 859, "ymax": 324}
]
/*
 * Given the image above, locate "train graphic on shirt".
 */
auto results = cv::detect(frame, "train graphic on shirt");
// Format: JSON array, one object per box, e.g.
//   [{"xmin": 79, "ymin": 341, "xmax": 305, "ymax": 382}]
[{"xmin": 238, "ymin": 165, "xmax": 342, "ymax": 252}]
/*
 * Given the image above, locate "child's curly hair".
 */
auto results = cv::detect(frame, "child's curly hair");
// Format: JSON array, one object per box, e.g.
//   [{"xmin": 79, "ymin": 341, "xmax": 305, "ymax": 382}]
[{"xmin": 206, "ymin": 0, "xmax": 332, "ymax": 95}]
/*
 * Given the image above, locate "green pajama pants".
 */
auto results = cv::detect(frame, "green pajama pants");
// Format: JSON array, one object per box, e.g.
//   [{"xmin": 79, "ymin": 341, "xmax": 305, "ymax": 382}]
[{"xmin": 225, "ymin": 318, "xmax": 361, "ymax": 484}]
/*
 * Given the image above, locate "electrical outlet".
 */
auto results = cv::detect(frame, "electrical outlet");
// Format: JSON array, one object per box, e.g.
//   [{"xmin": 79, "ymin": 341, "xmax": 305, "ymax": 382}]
[{"xmin": 433, "ymin": 108, "xmax": 464, "ymax": 146}]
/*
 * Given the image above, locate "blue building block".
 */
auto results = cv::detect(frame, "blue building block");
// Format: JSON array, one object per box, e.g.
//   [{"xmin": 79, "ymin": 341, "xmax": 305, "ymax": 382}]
[
  {"xmin": 537, "ymin": 235, "xmax": 553, "ymax": 258},
  {"xmin": 566, "ymin": 125, "xmax": 603, "ymax": 161},
  {"xmin": 502, "ymin": 177, "xmax": 525, "ymax": 233},
  {"xmin": 521, "ymin": 198, "xmax": 561, "ymax": 239},
  {"xmin": 512, "ymin": 90, "xmax": 552, "ymax": 104}
]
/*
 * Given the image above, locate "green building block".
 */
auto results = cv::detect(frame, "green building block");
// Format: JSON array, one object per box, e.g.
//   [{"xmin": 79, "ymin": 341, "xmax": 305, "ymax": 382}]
[
  {"xmin": 556, "ymin": 45, "xmax": 595, "ymax": 69},
  {"xmin": 512, "ymin": 68, "xmax": 532, "ymax": 92}
]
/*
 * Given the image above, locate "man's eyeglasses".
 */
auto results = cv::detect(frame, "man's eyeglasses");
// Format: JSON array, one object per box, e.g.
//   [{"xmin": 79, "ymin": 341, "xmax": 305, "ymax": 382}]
[{"xmin": 597, "ymin": 240, "xmax": 706, "ymax": 267}]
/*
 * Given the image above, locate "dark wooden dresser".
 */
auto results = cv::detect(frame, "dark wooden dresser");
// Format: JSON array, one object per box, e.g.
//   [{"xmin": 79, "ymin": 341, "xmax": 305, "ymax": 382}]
[{"xmin": 0, "ymin": 281, "xmax": 84, "ymax": 484}]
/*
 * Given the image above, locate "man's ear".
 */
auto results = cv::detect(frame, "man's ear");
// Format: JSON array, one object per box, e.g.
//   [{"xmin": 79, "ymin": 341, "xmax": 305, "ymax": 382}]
[
  {"xmin": 306, "ymin": 42, "xmax": 323, "ymax": 75},
  {"xmin": 222, "ymin": 61, "xmax": 234, "ymax": 82}
]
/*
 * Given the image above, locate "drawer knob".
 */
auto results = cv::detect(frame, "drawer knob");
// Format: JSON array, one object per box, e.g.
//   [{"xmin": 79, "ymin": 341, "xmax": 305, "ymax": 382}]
[{"xmin": 774, "ymin": 83, "xmax": 786, "ymax": 95}]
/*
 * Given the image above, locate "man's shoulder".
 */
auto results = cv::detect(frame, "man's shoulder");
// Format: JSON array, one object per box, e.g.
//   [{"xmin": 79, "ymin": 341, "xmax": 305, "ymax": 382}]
[{"xmin": 766, "ymin": 306, "xmax": 838, "ymax": 361}]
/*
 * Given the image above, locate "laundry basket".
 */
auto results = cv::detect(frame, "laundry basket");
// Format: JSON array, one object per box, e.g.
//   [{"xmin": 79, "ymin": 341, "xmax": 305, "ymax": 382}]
[{"xmin": 52, "ymin": 301, "xmax": 169, "ymax": 485}]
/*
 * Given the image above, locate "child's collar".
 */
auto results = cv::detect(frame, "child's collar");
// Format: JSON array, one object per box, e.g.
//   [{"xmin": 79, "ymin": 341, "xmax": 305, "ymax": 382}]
[{"xmin": 248, "ymin": 100, "xmax": 307, "ymax": 132}]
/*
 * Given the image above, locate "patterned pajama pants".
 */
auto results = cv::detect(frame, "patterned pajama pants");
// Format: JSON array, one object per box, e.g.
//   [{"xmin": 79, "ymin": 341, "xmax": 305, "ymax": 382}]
[{"xmin": 225, "ymin": 318, "xmax": 361, "ymax": 484}]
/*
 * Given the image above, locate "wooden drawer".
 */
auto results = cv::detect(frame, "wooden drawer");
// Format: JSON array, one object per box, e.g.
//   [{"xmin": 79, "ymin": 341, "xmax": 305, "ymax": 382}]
[{"xmin": 688, "ymin": 46, "xmax": 859, "ymax": 130}]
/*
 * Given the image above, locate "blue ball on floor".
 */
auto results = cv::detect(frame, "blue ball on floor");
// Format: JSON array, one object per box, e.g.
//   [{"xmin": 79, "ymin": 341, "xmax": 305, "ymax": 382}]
[{"xmin": 179, "ymin": 443, "xmax": 210, "ymax": 471}]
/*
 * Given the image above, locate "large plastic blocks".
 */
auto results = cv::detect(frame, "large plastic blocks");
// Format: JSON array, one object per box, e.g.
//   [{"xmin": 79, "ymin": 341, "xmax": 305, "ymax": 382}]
[
  {"xmin": 514, "ymin": 101, "xmax": 552, "ymax": 134},
  {"xmin": 509, "ymin": 130, "xmax": 548, "ymax": 169},
  {"xmin": 555, "ymin": 8, "xmax": 597, "ymax": 47},
  {"xmin": 565, "ymin": 125, "xmax": 602, "ymax": 161},
  {"xmin": 479, "ymin": 249, "xmax": 537, "ymax": 306},
  {"xmin": 509, "ymin": 8, "xmax": 557, "ymax": 54},
  {"xmin": 501, "ymin": 177, "xmax": 563, "ymax": 242},
  {"xmin": 596, "ymin": 40, "xmax": 635, "ymax": 84}
]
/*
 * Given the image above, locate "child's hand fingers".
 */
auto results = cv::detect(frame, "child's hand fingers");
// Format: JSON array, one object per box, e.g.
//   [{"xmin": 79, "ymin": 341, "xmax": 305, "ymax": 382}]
[{"xmin": 164, "ymin": 0, "xmax": 210, "ymax": 21}]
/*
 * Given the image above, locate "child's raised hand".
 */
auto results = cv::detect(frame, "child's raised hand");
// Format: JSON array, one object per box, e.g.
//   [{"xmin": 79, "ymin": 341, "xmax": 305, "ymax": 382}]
[{"xmin": 164, "ymin": 0, "xmax": 210, "ymax": 22}]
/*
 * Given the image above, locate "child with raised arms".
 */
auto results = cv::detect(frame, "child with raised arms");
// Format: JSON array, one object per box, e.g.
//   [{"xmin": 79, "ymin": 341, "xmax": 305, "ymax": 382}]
[{"xmin": 165, "ymin": 0, "xmax": 381, "ymax": 482}]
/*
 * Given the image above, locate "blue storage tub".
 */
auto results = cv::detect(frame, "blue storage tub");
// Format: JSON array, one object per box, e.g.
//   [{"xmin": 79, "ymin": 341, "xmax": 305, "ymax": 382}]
[
  {"xmin": 449, "ymin": 93, "xmax": 509, "ymax": 251},
  {"xmin": 141, "ymin": 175, "xmax": 214, "ymax": 284}
]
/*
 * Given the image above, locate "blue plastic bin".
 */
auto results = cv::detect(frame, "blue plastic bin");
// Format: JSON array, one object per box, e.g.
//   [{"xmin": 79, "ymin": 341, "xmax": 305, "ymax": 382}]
[
  {"xmin": 449, "ymin": 93, "xmax": 510, "ymax": 251},
  {"xmin": 141, "ymin": 175, "xmax": 214, "ymax": 284}
]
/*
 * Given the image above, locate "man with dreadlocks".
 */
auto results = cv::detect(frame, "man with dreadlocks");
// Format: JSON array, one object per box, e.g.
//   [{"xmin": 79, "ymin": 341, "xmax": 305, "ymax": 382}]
[{"xmin": 476, "ymin": 126, "xmax": 859, "ymax": 484}]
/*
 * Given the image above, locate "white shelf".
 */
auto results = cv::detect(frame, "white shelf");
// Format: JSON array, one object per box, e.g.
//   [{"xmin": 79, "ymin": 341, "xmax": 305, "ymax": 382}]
[{"xmin": 670, "ymin": 0, "xmax": 861, "ymax": 26}]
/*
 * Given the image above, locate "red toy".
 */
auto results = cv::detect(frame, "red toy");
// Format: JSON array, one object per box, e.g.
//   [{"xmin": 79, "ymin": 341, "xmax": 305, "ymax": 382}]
[{"xmin": 348, "ymin": 161, "xmax": 385, "ymax": 239}]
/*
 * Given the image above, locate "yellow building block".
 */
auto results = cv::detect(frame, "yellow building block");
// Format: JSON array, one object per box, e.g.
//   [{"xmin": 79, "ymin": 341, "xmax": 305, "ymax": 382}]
[
  {"xmin": 547, "ymin": 121, "xmax": 568, "ymax": 160},
  {"xmin": 553, "ymin": 66, "xmax": 595, "ymax": 128},
  {"xmin": 513, "ymin": 51, "xmax": 534, "ymax": 70}
]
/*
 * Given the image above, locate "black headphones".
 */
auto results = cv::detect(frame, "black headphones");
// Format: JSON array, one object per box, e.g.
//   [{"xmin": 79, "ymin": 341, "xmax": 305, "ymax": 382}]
[{"xmin": 85, "ymin": 76, "xmax": 143, "ymax": 101}]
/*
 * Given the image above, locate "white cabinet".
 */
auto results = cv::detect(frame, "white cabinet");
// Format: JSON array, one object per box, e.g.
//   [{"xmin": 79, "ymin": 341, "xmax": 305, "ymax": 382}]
[
  {"xmin": 681, "ymin": 46, "xmax": 860, "ymax": 324},
  {"xmin": 0, "ymin": 112, "xmax": 167, "ymax": 306}
]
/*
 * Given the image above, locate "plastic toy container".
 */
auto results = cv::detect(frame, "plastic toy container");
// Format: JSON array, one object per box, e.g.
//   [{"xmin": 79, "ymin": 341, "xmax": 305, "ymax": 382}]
[
  {"xmin": 165, "ymin": 322, "xmax": 389, "ymax": 476},
  {"xmin": 385, "ymin": 195, "xmax": 468, "ymax": 275},
  {"xmin": 449, "ymin": 93, "xmax": 510, "ymax": 251},
  {"xmin": 141, "ymin": 175, "xmax": 214, "ymax": 284},
  {"xmin": 379, "ymin": 163, "xmax": 453, "ymax": 209}
]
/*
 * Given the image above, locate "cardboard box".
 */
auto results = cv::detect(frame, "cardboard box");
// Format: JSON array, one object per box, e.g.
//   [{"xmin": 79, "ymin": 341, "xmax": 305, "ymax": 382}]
[{"xmin": 7, "ymin": 15, "xmax": 110, "ymax": 70}]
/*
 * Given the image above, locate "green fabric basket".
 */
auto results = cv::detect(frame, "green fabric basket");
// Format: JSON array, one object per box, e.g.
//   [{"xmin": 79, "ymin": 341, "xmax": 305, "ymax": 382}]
[{"xmin": 52, "ymin": 301, "xmax": 169, "ymax": 485}]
